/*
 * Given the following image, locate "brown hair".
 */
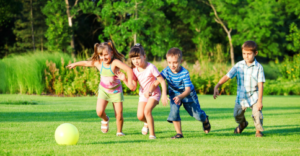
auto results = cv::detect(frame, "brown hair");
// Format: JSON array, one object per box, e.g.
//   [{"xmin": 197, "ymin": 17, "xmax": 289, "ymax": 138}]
[
  {"xmin": 166, "ymin": 47, "xmax": 182, "ymax": 60},
  {"xmin": 128, "ymin": 44, "xmax": 146, "ymax": 68},
  {"xmin": 90, "ymin": 40, "xmax": 124, "ymax": 65},
  {"xmin": 242, "ymin": 40, "xmax": 258, "ymax": 53}
]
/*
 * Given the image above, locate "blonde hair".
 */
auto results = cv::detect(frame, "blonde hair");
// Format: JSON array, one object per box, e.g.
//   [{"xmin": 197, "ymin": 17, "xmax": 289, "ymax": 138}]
[
  {"xmin": 128, "ymin": 44, "xmax": 146, "ymax": 68},
  {"xmin": 166, "ymin": 47, "xmax": 182, "ymax": 60},
  {"xmin": 90, "ymin": 40, "xmax": 124, "ymax": 65},
  {"xmin": 242, "ymin": 40, "xmax": 258, "ymax": 53}
]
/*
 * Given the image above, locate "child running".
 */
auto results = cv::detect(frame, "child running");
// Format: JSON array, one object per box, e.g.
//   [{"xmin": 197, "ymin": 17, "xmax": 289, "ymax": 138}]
[
  {"xmin": 117, "ymin": 43, "xmax": 168, "ymax": 139},
  {"xmin": 151, "ymin": 48, "xmax": 211, "ymax": 139},
  {"xmin": 66, "ymin": 41, "xmax": 134, "ymax": 136},
  {"xmin": 213, "ymin": 40, "xmax": 265, "ymax": 137}
]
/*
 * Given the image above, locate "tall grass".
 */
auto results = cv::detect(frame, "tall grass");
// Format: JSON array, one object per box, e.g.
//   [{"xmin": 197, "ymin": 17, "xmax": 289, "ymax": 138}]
[{"xmin": 0, "ymin": 51, "xmax": 73, "ymax": 94}]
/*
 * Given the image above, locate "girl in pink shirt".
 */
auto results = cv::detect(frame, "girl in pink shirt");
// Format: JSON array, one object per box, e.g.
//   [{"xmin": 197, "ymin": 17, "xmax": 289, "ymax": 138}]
[{"xmin": 117, "ymin": 44, "xmax": 168, "ymax": 139}]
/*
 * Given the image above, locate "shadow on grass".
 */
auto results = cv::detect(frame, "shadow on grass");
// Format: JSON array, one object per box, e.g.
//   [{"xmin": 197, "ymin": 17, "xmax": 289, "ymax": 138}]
[{"xmin": 83, "ymin": 140, "xmax": 149, "ymax": 145}]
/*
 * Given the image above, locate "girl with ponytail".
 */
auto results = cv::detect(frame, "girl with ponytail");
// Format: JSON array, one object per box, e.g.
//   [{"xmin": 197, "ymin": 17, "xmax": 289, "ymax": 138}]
[{"xmin": 67, "ymin": 41, "xmax": 135, "ymax": 136}]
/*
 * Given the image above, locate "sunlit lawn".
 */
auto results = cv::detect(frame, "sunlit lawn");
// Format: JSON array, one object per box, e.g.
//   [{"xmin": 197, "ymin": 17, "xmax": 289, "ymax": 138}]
[{"xmin": 0, "ymin": 94, "xmax": 299, "ymax": 155}]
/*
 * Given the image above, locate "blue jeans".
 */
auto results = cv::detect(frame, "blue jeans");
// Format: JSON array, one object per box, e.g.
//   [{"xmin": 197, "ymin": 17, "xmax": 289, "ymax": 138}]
[{"xmin": 167, "ymin": 90, "xmax": 207, "ymax": 123}]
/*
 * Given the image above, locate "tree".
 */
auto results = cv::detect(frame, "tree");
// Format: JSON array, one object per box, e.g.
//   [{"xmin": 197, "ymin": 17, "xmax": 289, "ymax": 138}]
[
  {"xmin": 11, "ymin": 0, "xmax": 47, "ymax": 53},
  {"xmin": 97, "ymin": 0, "xmax": 180, "ymax": 58}
]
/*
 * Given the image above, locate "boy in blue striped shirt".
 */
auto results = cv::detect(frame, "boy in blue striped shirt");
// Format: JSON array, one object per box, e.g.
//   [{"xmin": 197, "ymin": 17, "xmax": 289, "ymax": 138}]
[
  {"xmin": 150, "ymin": 48, "xmax": 211, "ymax": 139},
  {"xmin": 213, "ymin": 41, "xmax": 265, "ymax": 137}
]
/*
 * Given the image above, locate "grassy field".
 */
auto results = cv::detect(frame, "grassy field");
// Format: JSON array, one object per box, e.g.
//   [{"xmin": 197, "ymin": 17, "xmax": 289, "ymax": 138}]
[{"xmin": 0, "ymin": 94, "xmax": 299, "ymax": 155}]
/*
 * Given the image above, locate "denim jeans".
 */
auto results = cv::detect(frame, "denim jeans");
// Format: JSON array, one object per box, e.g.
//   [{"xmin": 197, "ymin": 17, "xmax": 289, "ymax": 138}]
[{"xmin": 167, "ymin": 90, "xmax": 207, "ymax": 123}]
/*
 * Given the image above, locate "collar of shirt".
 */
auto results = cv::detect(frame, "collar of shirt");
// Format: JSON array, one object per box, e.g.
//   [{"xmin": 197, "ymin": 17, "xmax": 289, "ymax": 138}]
[{"xmin": 242, "ymin": 59, "xmax": 258, "ymax": 67}]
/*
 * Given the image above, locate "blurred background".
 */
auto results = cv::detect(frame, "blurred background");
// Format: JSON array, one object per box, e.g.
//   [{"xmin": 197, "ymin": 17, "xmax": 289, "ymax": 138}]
[{"xmin": 0, "ymin": 0, "xmax": 299, "ymax": 96}]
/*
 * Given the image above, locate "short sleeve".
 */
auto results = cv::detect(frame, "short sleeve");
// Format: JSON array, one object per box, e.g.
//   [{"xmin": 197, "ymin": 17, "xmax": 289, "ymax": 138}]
[
  {"xmin": 257, "ymin": 66, "xmax": 265, "ymax": 83},
  {"xmin": 183, "ymin": 73, "xmax": 193, "ymax": 88},
  {"xmin": 160, "ymin": 69, "xmax": 167, "ymax": 79},
  {"xmin": 150, "ymin": 64, "xmax": 160, "ymax": 77},
  {"xmin": 132, "ymin": 68, "xmax": 137, "ymax": 81},
  {"xmin": 226, "ymin": 66, "xmax": 237, "ymax": 79}
]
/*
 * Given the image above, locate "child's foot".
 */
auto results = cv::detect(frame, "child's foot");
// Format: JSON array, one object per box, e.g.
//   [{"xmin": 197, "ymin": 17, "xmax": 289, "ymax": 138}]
[
  {"xmin": 171, "ymin": 133, "xmax": 184, "ymax": 139},
  {"xmin": 142, "ymin": 123, "xmax": 149, "ymax": 135},
  {"xmin": 255, "ymin": 131, "xmax": 263, "ymax": 137},
  {"xmin": 234, "ymin": 121, "xmax": 248, "ymax": 134},
  {"xmin": 203, "ymin": 116, "xmax": 211, "ymax": 134},
  {"xmin": 101, "ymin": 116, "xmax": 109, "ymax": 133},
  {"xmin": 149, "ymin": 135, "xmax": 156, "ymax": 139},
  {"xmin": 116, "ymin": 132, "xmax": 125, "ymax": 136}
]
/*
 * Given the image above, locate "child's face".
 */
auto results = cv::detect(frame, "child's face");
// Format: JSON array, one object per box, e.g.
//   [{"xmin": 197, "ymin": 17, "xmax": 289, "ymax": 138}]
[
  {"xmin": 166, "ymin": 56, "xmax": 182, "ymax": 73},
  {"xmin": 100, "ymin": 49, "xmax": 113, "ymax": 64},
  {"xmin": 242, "ymin": 49, "xmax": 257, "ymax": 64},
  {"xmin": 131, "ymin": 54, "xmax": 146, "ymax": 68}
]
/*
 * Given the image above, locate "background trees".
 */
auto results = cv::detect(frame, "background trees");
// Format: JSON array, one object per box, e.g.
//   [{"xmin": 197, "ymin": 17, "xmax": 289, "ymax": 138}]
[{"xmin": 0, "ymin": 0, "xmax": 299, "ymax": 62}]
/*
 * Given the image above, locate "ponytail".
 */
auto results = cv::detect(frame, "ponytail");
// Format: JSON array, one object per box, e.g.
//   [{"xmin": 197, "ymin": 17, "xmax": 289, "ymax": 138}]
[
  {"xmin": 90, "ymin": 43, "xmax": 101, "ymax": 65},
  {"xmin": 107, "ymin": 40, "xmax": 124, "ymax": 62}
]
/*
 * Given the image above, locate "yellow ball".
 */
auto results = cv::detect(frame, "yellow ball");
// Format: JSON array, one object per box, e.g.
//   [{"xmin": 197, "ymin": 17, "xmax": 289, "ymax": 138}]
[{"xmin": 55, "ymin": 123, "xmax": 79, "ymax": 145}]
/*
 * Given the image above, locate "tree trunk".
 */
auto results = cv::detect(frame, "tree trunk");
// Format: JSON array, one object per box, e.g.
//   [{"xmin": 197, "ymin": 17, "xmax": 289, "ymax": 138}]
[
  {"xmin": 133, "ymin": 0, "xmax": 138, "ymax": 45},
  {"xmin": 30, "ymin": 0, "xmax": 35, "ymax": 51},
  {"xmin": 208, "ymin": 0, "xmax": 235, "ymax": 66},
  {"xmin": 228, "ymin": 34, "xmax": 234, "ymax": 66},
  {"xmin": 65, "ymin": 0, "xmax": 76, "ymax": 56}
]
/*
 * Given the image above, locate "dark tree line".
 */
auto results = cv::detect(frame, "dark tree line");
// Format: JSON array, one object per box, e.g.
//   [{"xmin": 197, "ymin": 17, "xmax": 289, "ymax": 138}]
[{"xmin": 0, "ymin": 0, "xmax": 299, "ymax": 63}]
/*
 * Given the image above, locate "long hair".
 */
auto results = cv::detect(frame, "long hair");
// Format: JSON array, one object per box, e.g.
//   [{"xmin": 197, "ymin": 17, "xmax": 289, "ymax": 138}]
[
  {"xmin": 90, "ymin": 40, "xmax": 124, "ymax": 65},
  {"xmin": 128, "ymin": 43, "xmax": 146, "ymax": 68}
]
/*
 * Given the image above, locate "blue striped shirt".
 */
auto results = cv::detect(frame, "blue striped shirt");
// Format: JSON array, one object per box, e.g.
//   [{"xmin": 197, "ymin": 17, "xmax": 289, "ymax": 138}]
[
  {"xmin": 161, "ymin": 66, "xmax": 194, "ymax": 98},
  {"xmin": 226, "ymin": 59, "xmax": 265, "ymax": 107}
]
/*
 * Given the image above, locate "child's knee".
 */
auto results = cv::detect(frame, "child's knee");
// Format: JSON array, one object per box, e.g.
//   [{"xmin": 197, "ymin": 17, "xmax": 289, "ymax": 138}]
[
  {"xmin": 144, "ymin": 109, "xmax": 152, "ymax": 117},
  {"xmin": 96, "ymin": 110, "xmax": 105, "ymax": 117},
  {"xmin": 137, "ymin": 114, "xmax": 145, "ymax": 121}
]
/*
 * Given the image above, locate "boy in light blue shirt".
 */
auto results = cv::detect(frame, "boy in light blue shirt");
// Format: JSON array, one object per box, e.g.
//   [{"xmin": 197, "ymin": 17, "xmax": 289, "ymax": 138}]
[
  {"xmin": 150, "ymin": 48, "xmax": 211, "ymax": 139},
  {"xmin": 214, "ymin": 40, "xmax": 265, "ymax": 137}
]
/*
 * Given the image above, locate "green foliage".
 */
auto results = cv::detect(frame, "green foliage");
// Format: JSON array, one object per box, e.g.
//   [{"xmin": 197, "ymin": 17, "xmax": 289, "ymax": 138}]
[
  {"xmin": 287, "ymin": 22, "xmax": 300, "ymax": 52},
  {"xmin": 97, "ymin": 0, "xmax": 180, "ymax": 58},
  {"xmin": 276, "ymin": 54, "xmax": 300, "ymax": 80},
  {"xmin": 11, "ymin": 0, "xmax": 48, "ymax": 53},
  {"xmin": 0, "ymin": 51, "xmax": 72, "ymax": 94},
  {"xmin": 42, "ymin": 0, "xmax": 72, "ymax": 52},
  {"xmin": 44, "ymin": 58, "xmax": 100, "ymax": 96},
  {"xmin": 264, "ymin": 79, "xmax": 300, "ymax": 95}
]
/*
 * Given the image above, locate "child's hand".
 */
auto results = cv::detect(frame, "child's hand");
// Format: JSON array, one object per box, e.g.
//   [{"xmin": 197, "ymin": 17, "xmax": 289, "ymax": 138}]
[
  {"xmin": 66, "ymin": 64, "xmax": 76, "ymax": 69},
  {"xmin": 116, "ymin": 71, "xmax": 126, "ymax": 81},
  {"xmin": 161, "ymin": 94, "xmax": 169, "ymax": 106},
  {"xmin": 213, "ymin": 87, "xmax": 219, "ymax": 99},
  {"xmin": 173, "ymin": 96, "xmax": 182, "ymax": 105},
  {"xmin": 257, "ymin": 101, "xmax": 263, "ymax": 111},
  {"xmin": 144, "ymin": 90, "xmax": 151, "ymax": 98}
]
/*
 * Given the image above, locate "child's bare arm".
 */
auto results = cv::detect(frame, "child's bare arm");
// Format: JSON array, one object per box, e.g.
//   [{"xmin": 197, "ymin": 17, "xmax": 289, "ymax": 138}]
[
  {"xmin": 213, "ymin": 75, "xmax": 230, "ymax": 99},
  {"xmin": 173, "ymin": 87, "xmax": 191, "ymax": 105},
  {"xmin": 66, "ymin": 61, "xmax": 94, "ymax": 69},
  {"xmin": 113, "ymin": 60, "xmax": 135, "ymax": 91},
  {"xmin": 257, "ymin": 82, "xmax": 264, "ymax": 110},
  {"xmin": 156, "ymin": 75, "xmax": 168, "ymax": 106},
  {"xmin": 116, "ymin": 71, "xmax": 137, "ymax": 91}
]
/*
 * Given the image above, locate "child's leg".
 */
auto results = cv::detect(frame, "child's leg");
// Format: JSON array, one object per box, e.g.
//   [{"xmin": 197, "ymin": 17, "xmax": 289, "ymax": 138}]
[
  {"xmin": 233, "ymin": 103, "xmax": 248, "ymax": 133},
  {"xmin": 251, "ymin": 103, "xmax": 264, "ymax": 133},
  {"xmin": 137, "ymin": 102, "xmax": 147, "ymax": 123},
  {"xmin": 113, "ymin": 102, "xmax": 124, "ymax": 133},
  {"xmin": 173, "ymin": 121, "xmax": 182, "ymax": 134},
  {"xmin": 96, "ymin": 98, "xmax": 109, "ymax": 121},
  {"xmin": 96, "ymin": 98, "xmax": 109, "ymax": 133},
  {"xmin": 233, "ymin": 103, "xmax": 247, "ymax": 124},
  {"xmin": 144, "ymin": 98, "xmax": 158, "ymax": 136}
]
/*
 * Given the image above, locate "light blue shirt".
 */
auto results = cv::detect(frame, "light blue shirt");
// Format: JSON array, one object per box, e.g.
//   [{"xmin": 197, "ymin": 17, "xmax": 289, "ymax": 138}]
[{"xmin": 226, "ymin": 59, "xmax": 265, "ymax": 107}]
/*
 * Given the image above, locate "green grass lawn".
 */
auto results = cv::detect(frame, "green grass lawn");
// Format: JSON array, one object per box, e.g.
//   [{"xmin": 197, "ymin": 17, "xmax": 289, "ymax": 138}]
[{"xmin": 0, "ymin": 94, "xmax": 299, "ymax": 155}]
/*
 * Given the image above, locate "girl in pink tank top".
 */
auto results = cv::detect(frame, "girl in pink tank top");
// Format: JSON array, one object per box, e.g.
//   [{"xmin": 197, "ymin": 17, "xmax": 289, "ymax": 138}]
[{"xmin": 117, "ymin": 44, "xmax": 168, "ymax": 139}]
